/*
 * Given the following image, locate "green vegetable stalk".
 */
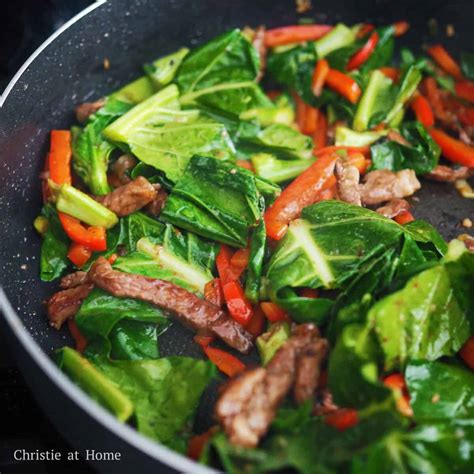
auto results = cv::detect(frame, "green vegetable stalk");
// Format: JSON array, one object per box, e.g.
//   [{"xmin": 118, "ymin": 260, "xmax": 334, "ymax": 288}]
[
  {"xmin": 58, "ymin": 347, "xmax": 134, "ymax": 422},
  {"xmin": 144, "ymin": 48, "xmax": 189, "ymax": 88},
  {"xmin": 48, "ymin": 180, "xmax": 118, "ymax": 229},
  {"xmin": 251, "ymin": 153, "xmax": 313, "ymax": 183},
  {"xmin": 315, "ymin": 23, "xmax": 356, "ymax": 58},
  {"xmin": 257, "ymin": 322, "xmax": 291, "ymax": 365},
  {"xmin": 335, "ymin": 126, "xmax": 388, "ymax": 147}
]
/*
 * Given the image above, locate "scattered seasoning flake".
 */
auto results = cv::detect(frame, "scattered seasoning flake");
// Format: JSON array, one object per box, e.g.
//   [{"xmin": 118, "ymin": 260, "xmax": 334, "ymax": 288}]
[
  {"xmin": 446, "ymin": 24, "xmax": 455, "ymax": 37},
  {"xmin": 296, "ymin": 0, "xmax": 312, "ymax": 13},
  {"xmin": 462, "ymin": 218, "xmax": 473, "ymax": 228},
  {"xmin": 20, "ymin": 264, "xmax": 27, "ymax": 270},
  {"xmin": 103, "ymin": 57, "xmax": 110, "ymax": 70},
  {"xmin": 455, "ymin": 179, "xmax": 474, "ymax": 199},
  {"xmin": 230, "ymin": 168, "xmax": 237, "ymax": 175},
  {"xmin": 432, "ymin": 393, "xmax": 440, "ymax": 403}
]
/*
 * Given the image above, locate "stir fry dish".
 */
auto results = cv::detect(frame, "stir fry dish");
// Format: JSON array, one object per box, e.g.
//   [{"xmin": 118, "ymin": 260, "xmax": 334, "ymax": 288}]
[{"xmin": 35, "ymin": 19, "xmax": 474, "ymax": 473}]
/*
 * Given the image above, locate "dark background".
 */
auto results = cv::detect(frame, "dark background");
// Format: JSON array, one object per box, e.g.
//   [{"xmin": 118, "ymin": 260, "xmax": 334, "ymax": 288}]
[{"xmin": 1, "ymin": 3, "xmax": 95, "ymax": 472}]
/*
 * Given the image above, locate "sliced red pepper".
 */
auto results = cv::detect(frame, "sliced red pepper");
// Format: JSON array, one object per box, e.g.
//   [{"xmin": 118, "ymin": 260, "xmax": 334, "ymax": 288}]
[
  {"xmin": 460, "ymin": 336, "xmax": 474, "ymax": 370},
  {"xmin": 427, "ymin": 44, "xmax": 463, "ymax": 80},
  {"xmin": 302, "ymin": 106, "xmax": 319, "ymax": 135},
  {"xmin": 107, "ymin": 253, "xmax": 118, "ymax": 265},
  {"xmin": 264, "ymin": 24, "xmax": 332, "ymax": 47},
  {"xmin": 67, "ymin": 242, "xmax": 92, "ymax": 267},
  {"xmin": 423, "ymin": 77, "xmax": 448, "ymax": 122},
  {"xmin": 49, "ymin": 130, "xmax": 72, "ymax": 185},
  {"xmin": 458, "ymin": 108, "xmax": 474, "ymax": 126},
  {"xmin": 194, "ymin": 333, "xmax": 214, "ymax": 348},
  {"xmin": 204, "ymin": 278, "xmax": 224, "ymax": 308},
  {"xmin": 216, "ymin": 245, "xmax": 243, "ymax": 284},
  {"xmin": 58, "ymin": 213, "xmax": 107, "ymax": 251},
  {"xmin": 236, "ymin": 159, "xmax": 254, "ymax": 172},
  {"xmin": 325, "ymin": 69, "xmax": 362, "ymax": 104},
  {"xmin": 383, "ymin": 373, "xmax": 413, "ymax": 417},
  {"xmin": 294, "ymin": 93, "xmax": 308, "ymax": 132},
  {"xmin": 324, "ymin": 409, "xmax": 359, "ymax": 431},
  {"xmin": 203, "ymin": 346, "xmax": 246, "ymax": 377},
  {"xmin": 379, "ymin": 66, "xmax": 400, "ymax": 83},
  {"xmin": 429, "ymin": 128, "xmax": 474, "ymax": 167},
  {"xmin": 347, "ymin": 31, "xmax": 379, "ymax": 71},
  {"xmin": 393, "ymin": 21, "xmax": 410, "ymax": 37},
  {"xmin": 313, "ymin": 111, "xmax": 328, "ymax": 150},
  {"xmin": 312, "ymin": 59, "xmax": 330, "ymax": 97},
  {"xmin": 318, "ymin": 179, "xmax": 337, "ymax": 201},
  {"xmin": 230, "ymin": 248, "xmax": 250, "ymax": 271},
  {"xmin": 313, "ymin": 145, "xmax": 371, "ymax": 158},
  {"xmin": 394, "ymin": 210, "xmax": 415, "ymax": 225},
  {"xmin": 67, "ymin": 319, "xmax": 87, "ymax": 353},
  {"xmin": 222, "ymin": 280, "xmax": 254, "ymax": 326},
  {"xmin": 455, "ymin": 81, "xmax": 474, "ymax": 103},
  {"xmin": 264, "ymin": 153, "xmax": 338, "ymax": 240},
  {"xmin": 410, "ymin": 94, "xmax": 435, "ymax": 128},
  {"xmin": 245, "ymin": 307, "xmax": 266, "ymax": 338},
  {"xmin": 187, "ymin": 426, "xmax": 218, "ymax": 461},
  {"xmin": 383, "ymin": 373, "xmax": 406, "ymax": 391},
  {"xmin": 344, "ymin": 152, "xmax": 371, "ymax": 174},
  {"xmin": 356, "ymin": 23, "xmax": 375, "ymax": 39},
  {"xmin": 260, "ymin": 302, "xmax": 289, "ymax": 323}
]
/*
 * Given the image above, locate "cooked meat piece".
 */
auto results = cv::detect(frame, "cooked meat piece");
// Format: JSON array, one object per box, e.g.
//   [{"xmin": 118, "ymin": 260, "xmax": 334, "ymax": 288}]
[
  {"xmin": 75, "ymin": 99, "xmax": 106, "ymax": 123},
  {"xmin": 216, "ymin": 324, "xmax": 327, "ymax": 447},
  {"xmin": 458, "ymin": 127, "xmax": 474, "ymax": 146},
  {"xmin": 458, "ymin": 234, "xmax": 474, "ymax": 252},
  {"xmin": 313, "ymin": 388, "xmax": 339, "ymax": 416},
  {"xmin": 360, "ymin": 169, "xmax": 421, "ymax": 205},
  {"xmin": 145, "ymin": 186, "xmax": 168, "ymax": 216},
  {"xmin": 335, "ymin": 160, "xmax": 361, "ymax": 206},
  {"xmin": 88, "ymin": 257, "xmax": 253, "ymax": 353},
  {"xmin": 46, "ymin": 283, "xmax": 94, "ymax": 329},
  {"xmin": 252, "ymin": 26, "xmax": 267, "ymax": 83},
  {"xmin": 387, "ymin": 130, "xmax": 411, "ymax": 147},
  {"xmin": 60, "ymin": 271, "xmax": 89, "ymax": 289},
  {"xmin": 110, "ymin": 154, "xmax": 137, "ymax": 185},
  {"xmin": 294, "ymin": 338, "xmax": 329, "ymax": 405},
  {"xmin": 95, "ymin": 176, "xmax": 157, "ymax": 217},
  {"xmin": 375, "ymin": 198, "xmax": 410, "ymax": 219},
  {"xmin": 425, "ymin": 165, "xmax": 471, "ymax": 183}
]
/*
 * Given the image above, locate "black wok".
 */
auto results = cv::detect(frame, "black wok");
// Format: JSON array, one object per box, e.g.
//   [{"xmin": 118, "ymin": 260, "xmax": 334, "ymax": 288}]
[{"xmin": 0, "ymin": 0, "xmax": 472, "ymax": 472}]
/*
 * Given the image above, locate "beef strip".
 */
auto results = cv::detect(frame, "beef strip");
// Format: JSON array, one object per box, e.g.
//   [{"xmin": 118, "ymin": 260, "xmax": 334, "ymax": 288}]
[
  {"xmin": 60, "ymin": 271, "xmax": 88, "ymax": 289},
  {"xmin": 216, "ymin": 324, "xmax": 328, "ymax": 447},
  {"xmin": 313, "ymin": 388, "xmax": 339, "ymax": 416},
  {"xmin": 425, "ymin": 165, "xmax": 471, "ymax": 183},
  {"xmin": 88, "ymin": 257, "xmax": 253, "ymax": 353},
  {"xmin": 375, "ymin": 198, "xmax": 410, "ymax": 219},
  {"xmin": 335, "ymin": 160, "xmax": 361, "ymax": 206},
  {"xmin": 109, "ymin": 154, "xmax": 137, "ymax": 187},
  {"xmin": 75, "ymin": 99, "xmax": 106, "ymax": 123},
  {"xmin": 46, "ymin": 283, "xmax": 94, "ymax": 329},
  {"xmin": 252, "ymin": 26, "xmax": 267, "ymax": 82},
  {"xmin": 95, "ymin": 176, "xmax": 157, "ymax": 217},
  {"xmin": 145, "ymin": 185, "xmax": 168, "ymax": 216},
  {"xmin": 360, "ymin": 169, "xmax": 421, "ymax": 205}
]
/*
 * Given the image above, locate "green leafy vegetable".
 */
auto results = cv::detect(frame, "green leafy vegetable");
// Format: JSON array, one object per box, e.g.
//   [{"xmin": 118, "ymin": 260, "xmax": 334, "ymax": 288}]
[
  {"xmin": 240, "ymin": 94, "xmax": 294, "ymax": 127},
  {"xmin": 315, "ymin": 23, "xmax": 356, "ymax": 59},
  {"xmin": 360, "ymin": 26, "xmax": 395, "ymax": 73},
  {"xmin": 256, "ymin": 322, "xmax": 291, "ymax": 365},
  {"xmin": 460, "ymin": 51, "xmax": 474, "ymax": 80},
  {"xmin": 251, "ymin": 153, "xmax": 313, "ymax": 183},
  {"xmin": 39, "ymin": 204, "xmax": 69, "ymax": 281},
  {"xmin": 335, "ymin": 126, "xmax": 388, "ymax": 147},
  {"xmin": 144, "ymin": 47, "xmax": 189, "ymax": 88},
  {"xmin": 245, "ymin": 215, "xmax": 266, "ymax": 302}
]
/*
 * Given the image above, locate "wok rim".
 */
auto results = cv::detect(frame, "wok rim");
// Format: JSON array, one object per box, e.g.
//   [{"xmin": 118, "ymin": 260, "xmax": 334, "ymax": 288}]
[{"xmin": 0, "ymin": 1, "xmax": 216, "ymax": 472}]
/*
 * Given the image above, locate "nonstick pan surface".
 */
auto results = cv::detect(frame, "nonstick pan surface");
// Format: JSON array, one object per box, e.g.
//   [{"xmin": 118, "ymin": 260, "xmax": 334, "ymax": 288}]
[{"xmin": 0, "ymin": 0, "xmax": 473, "ymax": 472}]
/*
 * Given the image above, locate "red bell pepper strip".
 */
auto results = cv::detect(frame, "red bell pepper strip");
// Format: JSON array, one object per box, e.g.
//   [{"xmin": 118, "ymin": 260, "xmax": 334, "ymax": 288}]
[
  {"xmin": 313, "ymin": 111, "xmax": 328, "ymax": 150},
  {"xmin": 410, "ymin": 94, "xmax": 435, "ymax": 128},
  {"xmin": 187, "ymin": 426, "xmax": 218, "ymax": 461},
  {"xmin": 344, "ymin": 152, "xmax": 371, "ymax": 174},
  {"xmin": 393, "ymin": 21, "xmax": 410, "ymax": 37},
  {"xmin": 356, "ymin": 23, "xmax": 375, "ymax": 39},
  {"xmin": 49, "ymin": 130, "xmax": 72, "ymax": 185},
  {"xmin": 423, "ymin": 77, "xmax": 448, "ymax": 122},
  {"xmin": 394, "ymin": 210, "xmax": 415, "ymax": 225},
  {"xmin": 294, "ymin": 93, "xmax": 308, "ymax": 132},
  {"xmin": 427, "ymin": 44, "xmax": 463, "ymax": 80},
  {"xmin": 458, "ymin": 108, "xmax": 474, "ymax": 126},
  {"xmin": 264, "ymin": 153, "xmax": 338, "ymax": 240},
  {"xmin": 324, "ymin": 409, "xmax": 359, "ymax": 431},
  {"xmin": 325, "ymin": 69, "xmax": 362, "ymax": 104},
  {"xmin": 459, "ymin": 336, "xmax": 474, "ymax": 370},
  {"xmin": 312, "ymin": 59, "xmax": 330, "ymax": 97},
  {"xmin": 313, "ymin": 145, "xmax": 371, "ymax": 158},
  {"xmin": 429, "ymin": 128, "xmax": 474, "ymax": 167},
  {"xmin": 383, "ymin": 373, "xmax": 413, "ymax": 417},
  {"xmin": 67, "ymin": 242, "xmax": 92, "ymax": 267},
  {"xmin": 204, "ymin": 278, "xmax": 224, "ymax": 308},
  {"xmin": 67, "ymin": 319, "xmax": 88, "ymax": 353},
  {"xmin": 347, "ymin": 32, "xmax": 379, "ymax": 71},
  {"xmin": 58, "ymin": 213, "xmax": 107, "ymax": 251},
  {"xmin": 216, "ymin": 245, "xmax": 244, "ymax": 284},
  {"xmin": 203, "ymin": 346, "xmax": 246, "ymax": 377},
  {"xmin": 455, "ymin": 81, "xmax": 474, "ymax": 103},
  {"xmin": 222, "ymin": 280, "xmax": 254, "ymax": 326},
  {"xmin": 379, "ymin": 66, "xmax": 400, "ymax": 83},
  {"xmin": 230, "ymin": 248, "xmax": 250, "ymax": 270},
  {"xmin": 194, "ymin": 333, "xmax": 214, "ymax": 348},
  {"xmin": 236, "ymin": 159, "xmax": 254, "ymax": 172},
  {"xmin": 302, "ymin": 106, "xmax": 319, "ymax": 135},
  {"xmin": 107, "ymin": 253, "xmax": 118, "ymax": 265},
  {"xmin": 260, "ymin": 302, "xmax": 289, "ymax": 323},
  {"xmin": 245, "ymin": 307, "xmax": 265, "ymax": 338},
  {"xmin": 264, "ymin": 24, "xmax": 332, "ymax": 47}
]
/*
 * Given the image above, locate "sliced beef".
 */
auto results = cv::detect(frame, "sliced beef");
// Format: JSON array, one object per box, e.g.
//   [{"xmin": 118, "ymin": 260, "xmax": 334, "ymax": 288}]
[
  {"xmin": 313, "ymin": 389, "xmax": 339, "ymax": 416},
  {"xmin": 60, "ymin": 271, "xmax": 89, "ymax": 289},
  {"xmin": 335, "ymin": 160, "xmax": 361, "ymax": 206},
  {"xmin": 75, "ymin": 99, "xmax": 106, "ymax": 123},
  {"xmin": 95, "ymin": 176, "xmax": 157, "ymax": 217},
  {"xmin": 110, "ymin": 154, "xmax": 137, "ymax": 186},
  {"xmin": 252, "ymin": 26, "xmax": 267, "ymax": 82},
  {"xmin": 145, "ymin": 185, "xmax": 168, "ymax": 216},
  {"xmin": 88, "ymin": 257, "xmax": 253, "ymax": 353},
  {"xmin": 360, "ymin": 169, "xmax": 421, "ymax": 205},
  {"xmin": 46, "ymin": 283, "xmax": 94, "ymax": 329},
  {"xmin": 387, "ymin": 130, "xmax": 411, "ymax": 147},
  {"xmin": 216, "ymin": 324, "xmax": 328, "ymax": 447},
  {"xmin": 425, "ymin": 165, "xmax": 471, "ymax": 183},
  {"xmin": 376, "ymin": 198, "xmax": 410, "ymax": 219}
]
